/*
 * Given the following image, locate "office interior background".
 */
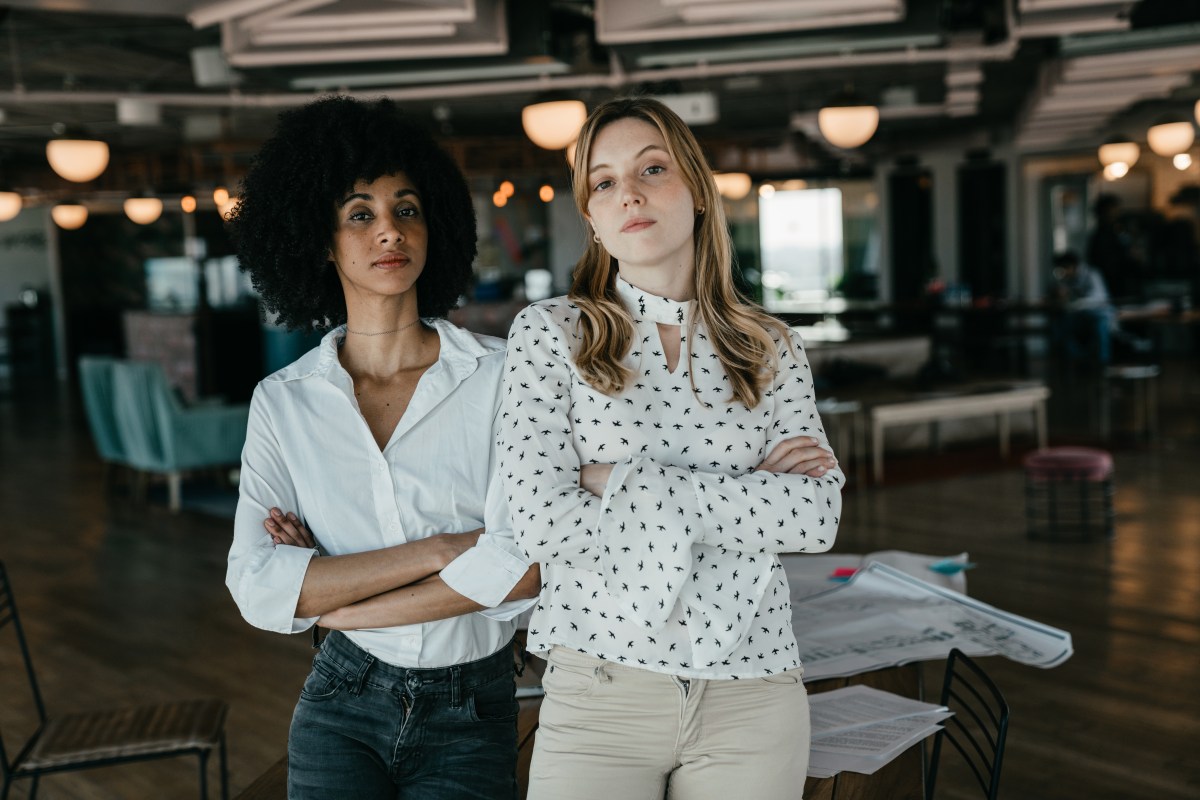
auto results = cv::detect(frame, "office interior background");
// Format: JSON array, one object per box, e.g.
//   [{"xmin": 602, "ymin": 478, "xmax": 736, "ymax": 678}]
[{"xmin": 0, "ymin": 1, "xmax": 1198, "ymax": 799}]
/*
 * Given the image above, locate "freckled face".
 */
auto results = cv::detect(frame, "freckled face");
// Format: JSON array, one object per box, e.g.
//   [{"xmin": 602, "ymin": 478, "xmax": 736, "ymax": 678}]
[
  {"xmin": 585, "ymin": 118, "xmax": 697, "ymax": 277},
  {"xmin": 329, "ymin": 172, "xmax": 428, "ymax": 302}
]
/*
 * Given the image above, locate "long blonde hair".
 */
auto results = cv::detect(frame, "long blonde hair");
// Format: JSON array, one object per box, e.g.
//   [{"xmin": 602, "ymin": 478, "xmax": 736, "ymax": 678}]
[{"xmin": 568, "ymin": 97, "xmax": 789, "ymax": 408}]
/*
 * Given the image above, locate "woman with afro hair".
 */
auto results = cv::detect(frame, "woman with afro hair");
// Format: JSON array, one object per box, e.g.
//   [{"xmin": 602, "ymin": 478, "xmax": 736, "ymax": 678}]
[{"xmin": 225, "ymin": 96, "xmax": 539, "ymax": 799}]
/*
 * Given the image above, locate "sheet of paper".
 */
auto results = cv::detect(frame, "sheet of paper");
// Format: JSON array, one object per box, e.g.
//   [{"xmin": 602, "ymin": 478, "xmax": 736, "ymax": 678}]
[{"xmin": 809, "ymin": 684, "xmax": 947, "ymax": 737}]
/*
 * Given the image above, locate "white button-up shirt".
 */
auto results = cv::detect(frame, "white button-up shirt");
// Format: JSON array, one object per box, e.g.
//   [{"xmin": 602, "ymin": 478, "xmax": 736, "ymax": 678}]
[
  {"xmin": 228, "ymin": 320, "xmax": 532, "ymax": 668},
  {"xmin": 498, "ymin": 278, "xmax": 844, "ymax": 679}
]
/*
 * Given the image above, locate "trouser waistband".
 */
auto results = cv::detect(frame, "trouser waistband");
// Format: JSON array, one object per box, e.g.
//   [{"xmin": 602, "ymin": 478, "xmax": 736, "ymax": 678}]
[{"xmin": 316, "ymin": 631, "xmax": 514, "ymax": 708}]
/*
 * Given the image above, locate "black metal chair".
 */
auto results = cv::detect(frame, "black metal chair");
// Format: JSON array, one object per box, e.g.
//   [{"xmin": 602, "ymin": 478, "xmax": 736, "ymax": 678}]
[
  {"xmin": 0, "ymin": 561, "xmax": 229, "ymax": 800},
  {"xmin": 926, "ymin": 648, "xmax": 1010, "ymax": 800}
]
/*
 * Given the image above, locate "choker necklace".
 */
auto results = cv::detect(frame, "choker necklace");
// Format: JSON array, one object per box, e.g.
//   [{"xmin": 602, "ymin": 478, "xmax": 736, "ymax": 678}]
[{"xmin": 345, "ymin": 317, "xmax": 422, "ymax": 336}]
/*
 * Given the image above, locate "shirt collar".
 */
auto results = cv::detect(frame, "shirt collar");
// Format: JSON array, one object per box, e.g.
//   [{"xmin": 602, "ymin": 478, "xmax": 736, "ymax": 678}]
[
  {"xmin": 308, "ymin": 318, "xmax": 497, "ymax": 385},
  {"xmin": 614, "ymin": 275, "xmax": 691, "ymax": 326}
]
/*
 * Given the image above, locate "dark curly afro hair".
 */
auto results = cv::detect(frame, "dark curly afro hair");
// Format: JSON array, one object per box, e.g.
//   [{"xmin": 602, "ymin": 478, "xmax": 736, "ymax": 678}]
[{"xmin": 227, "ymin": 96, "xmax": 476, "ymax": 330}]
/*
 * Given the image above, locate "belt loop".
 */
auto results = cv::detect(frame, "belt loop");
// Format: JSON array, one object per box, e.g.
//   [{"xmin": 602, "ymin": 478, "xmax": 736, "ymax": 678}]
[
  {"xmin": 449, "ymin": 665, "xmax": 462, "ymax": 708},
  {"xmin": 596, "ymin": 662, "xmax": 612, "ymax": 684},
  {"xmin": 349, "ymin": 650, "xmax": 374, "ymax": 697}
]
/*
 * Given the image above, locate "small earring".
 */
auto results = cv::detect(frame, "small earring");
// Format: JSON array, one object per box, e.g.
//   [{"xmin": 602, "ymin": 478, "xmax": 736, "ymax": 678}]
[
  {"xmin": 593, "ymin": 232, "xmax": 601, "ymax": 243},
  {"xmin": 696, "ymin": 206, "xmax": 705, "ymax": 215}
]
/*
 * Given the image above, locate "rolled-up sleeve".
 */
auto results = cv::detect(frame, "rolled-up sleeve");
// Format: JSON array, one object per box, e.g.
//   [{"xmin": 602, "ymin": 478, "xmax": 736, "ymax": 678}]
[
  {"xmin": 442, "ymin": 369, "xmax": 537, "ymax": 620},
  {"xmin": 226, "ymin": 387, "xmax": 319, "ymax": 634}
]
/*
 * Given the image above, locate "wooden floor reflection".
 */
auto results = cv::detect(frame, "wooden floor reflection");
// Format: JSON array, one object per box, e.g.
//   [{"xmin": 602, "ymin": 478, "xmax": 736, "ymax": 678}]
[{"xmin": 0, "ymin": 358, "xmax": 1197, "ymax": 799}]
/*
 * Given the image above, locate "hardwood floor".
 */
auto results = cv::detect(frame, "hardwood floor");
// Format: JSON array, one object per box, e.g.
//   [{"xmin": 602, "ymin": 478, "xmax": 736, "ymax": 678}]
[{"xmin": 0, "ymin": 358, "xmax": 1197, "ymax": 799}]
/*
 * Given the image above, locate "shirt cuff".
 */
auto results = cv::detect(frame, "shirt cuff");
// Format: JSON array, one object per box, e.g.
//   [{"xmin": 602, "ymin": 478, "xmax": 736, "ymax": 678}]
[
  {"xmin": 440, "ymin": 533, "xmax": 530, "ymax": 608},
  {"xmin": 232, "ymin": 543, "xmax": 320, "ymax": 634}
]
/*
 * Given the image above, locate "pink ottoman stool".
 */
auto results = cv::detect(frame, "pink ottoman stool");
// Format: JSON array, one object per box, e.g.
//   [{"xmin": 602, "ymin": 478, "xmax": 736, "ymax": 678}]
[{"xmin": 1023, "ymin": 447, "xmax": 1114, "ymax": 540}]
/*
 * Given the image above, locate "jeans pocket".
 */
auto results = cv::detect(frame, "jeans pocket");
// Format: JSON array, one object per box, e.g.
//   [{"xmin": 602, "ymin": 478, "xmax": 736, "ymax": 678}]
[
  {"xmin": 759, "ymin": 666, "xmax": 804, "ymax": 686},
  {"xmin": 298, "ymin": 659, "xmax": 347, "ymax": 702},
  {"xmin": 469, "ymin": 672, "xmax": 519, "ymax": 723}
]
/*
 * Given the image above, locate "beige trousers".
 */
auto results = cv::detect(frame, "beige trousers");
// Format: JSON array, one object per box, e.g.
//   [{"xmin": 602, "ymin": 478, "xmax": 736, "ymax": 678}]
[{"xmin": 527, "ymin": 647, "xmax": 811, "ymax": 800}]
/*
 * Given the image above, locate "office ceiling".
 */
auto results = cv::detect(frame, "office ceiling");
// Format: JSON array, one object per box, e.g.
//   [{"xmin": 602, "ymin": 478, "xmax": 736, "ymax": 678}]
[{"xmin": 2, "ymin": 0, "xmax": 1200, "ymax": 190}]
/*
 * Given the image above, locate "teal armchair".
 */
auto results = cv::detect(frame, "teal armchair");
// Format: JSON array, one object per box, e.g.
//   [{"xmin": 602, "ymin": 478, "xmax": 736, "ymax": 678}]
[
  {"xmin": 78, "ymin": 356, "xmax": 127, "ymax": 468},
  {"xmin": 110, "ymin": 360, "xmax": 250, "ymax": 512}
]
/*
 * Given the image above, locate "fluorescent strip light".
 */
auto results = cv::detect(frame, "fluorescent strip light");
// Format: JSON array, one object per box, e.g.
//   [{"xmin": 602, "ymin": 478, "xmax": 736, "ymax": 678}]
[
  {"xmin": 1020, "ymin": 0, "xmax": 1128, "ymax": 10},
  {"xmin": 264, "ymin": 8, "xmax": 476, "ymax": 30},
  {"xmin": 677, "ymin": 7, "xmax": 900, "ymax": 27},
  {"xmin": 251, "ymin": 22, "xmax": 456, "ymax": 45},
  {"xmin": 637, "ymin": 34, "xmax": 942, "ymax": 68},
  {"xmin": 240, "ymin": 0, "xmax": 336, "ymax": 31},
  {"xmin": 290, "ymin": 60, "xmax": 569, "ymax": 90},
  {"xmin": 678, "ymin": 0, "xmax": 900, "ymax": 21},
  {"xmin": 189, "ymin": 0, "xmax": 288, "ymax": 29},
  {"xmin": 945, "ymin": 67, "xmax": 984, "ymax": 87},
  {"xmin": 1018, "ymin": 15, "xmax": 1130, "ymax": 38}
]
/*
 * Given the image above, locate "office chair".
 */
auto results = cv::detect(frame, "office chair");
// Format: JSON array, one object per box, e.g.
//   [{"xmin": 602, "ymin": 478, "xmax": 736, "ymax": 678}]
[
  {"xmin": 0, "ymin": 561, "xmax": 229, "ymax": 799},
  {"xmin": 926, "ymin": 648, "xmax": 1010, "ymax": 800}
]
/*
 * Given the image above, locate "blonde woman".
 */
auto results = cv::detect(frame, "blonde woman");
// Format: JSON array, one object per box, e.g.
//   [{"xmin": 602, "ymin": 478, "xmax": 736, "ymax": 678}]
[{"xmin": 497, "ymin": 97, "xmax": 845, "ymax": 799}]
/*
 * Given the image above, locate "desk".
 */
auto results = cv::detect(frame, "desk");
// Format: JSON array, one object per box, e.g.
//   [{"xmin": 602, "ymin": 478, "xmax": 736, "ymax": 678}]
[{"xmin": 870, "ymin": 384, "xmax": 1049, "ymax": 482}]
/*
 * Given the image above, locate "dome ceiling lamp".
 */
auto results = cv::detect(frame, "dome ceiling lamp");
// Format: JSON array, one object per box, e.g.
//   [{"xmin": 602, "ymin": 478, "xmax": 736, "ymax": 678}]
[
  {"xmin": 816, "ymin": 89, "xmax": 879, "ymax": 150},
  {"xmin": 713, "ymin": 172, "xmax": 752, "ymax": 200},
  {"xmin": 124, "ymin": 195, "xmax": 164, "ymax": 225},
  {"xmin": 521, "ymin": 99, "xmax": 587, "ymax": 150},
  {"xmin": 45, "ymin": 124, "xmax": 110, "ymax": 183},
  {"xmin": 1146, "ymin": 118, "xmax": 1194, "ymax": 157},
  {"xmin": 0, "ymin": 182, "xmax": 21, "ymax": 222},
  {"xmin": 51, "ymin": 203, "xmax": 89, "ymax": 230},
  {"xmin": 1097, "ymin": 139, "xmax": 1138, "ymax": 169}
]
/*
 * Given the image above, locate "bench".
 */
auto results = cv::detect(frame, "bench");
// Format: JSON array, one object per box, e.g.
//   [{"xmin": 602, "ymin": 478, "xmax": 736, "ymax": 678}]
[{"xmin": 870, "ymin": 384, "xmax": 1049, "ymax": 482}]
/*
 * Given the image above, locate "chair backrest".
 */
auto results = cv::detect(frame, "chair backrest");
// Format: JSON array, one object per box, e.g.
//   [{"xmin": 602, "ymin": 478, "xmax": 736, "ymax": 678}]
[
  {"xmin": 77, "ymin": 356, "xmax": 126, "ymax": 464},
  {"xmin": 0, "ymin": 561, "xmax": 48, "ymax": 783},
  {"xmin": 926, "ymin": 648, "xmax": 1010, "ymax": 800},
  {"xmin": 110, "ymin": 360, "xmax": 178, "ymax": 471}
]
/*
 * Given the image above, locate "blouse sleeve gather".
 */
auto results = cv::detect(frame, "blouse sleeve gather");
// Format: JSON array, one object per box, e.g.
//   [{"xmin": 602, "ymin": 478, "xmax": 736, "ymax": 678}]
[{"xmin": 497, "ymin": 304, "xmax": 605, "ymax": 572}]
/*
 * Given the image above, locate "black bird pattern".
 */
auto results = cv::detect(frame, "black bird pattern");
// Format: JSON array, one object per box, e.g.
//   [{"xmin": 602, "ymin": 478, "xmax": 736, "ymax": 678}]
[{"xmin": 498, "ymin": 277, "xmax": 843, "ymax": 679}]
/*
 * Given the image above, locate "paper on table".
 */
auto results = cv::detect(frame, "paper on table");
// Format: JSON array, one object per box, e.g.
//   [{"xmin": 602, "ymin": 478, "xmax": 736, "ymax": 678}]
[
  {"xmin": 809, "ymin": 685, "xmax": 947, "ymax": 738},
  {"xmin": 792, "ymin": 562, "xmax": 1073, "ymax": 681},
  {"xmin": 805, "ymin": 685, "xmax": 951, "ymax": 777}
]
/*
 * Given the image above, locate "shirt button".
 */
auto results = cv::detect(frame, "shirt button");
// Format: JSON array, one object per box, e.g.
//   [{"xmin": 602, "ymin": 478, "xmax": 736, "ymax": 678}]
[{"xmin": 390, "ymin": 521, "xmax": 401, "ymax": 532}]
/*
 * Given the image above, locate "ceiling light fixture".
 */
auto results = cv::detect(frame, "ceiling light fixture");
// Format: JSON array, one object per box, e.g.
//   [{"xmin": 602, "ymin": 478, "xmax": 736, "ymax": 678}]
[
  {"xmin": 1174, "ymin": 153, "xmax": 1192, "ymax": 170},
  {"xmin": 521, "ymin": 100, "xmax": 586, "ymax": 150},
  {"xmin": 46, "ymin": 136, "xmax": 110, "ymax": 183},
  {"xmin": 817, "ymin": 93, "xmax": 879, "ymax": 149},
  {"xmin": 539, "ymin": 185, "xmax": 555, "ymax": 203},
  {"xmin": 124, "ymin": 196, "xmax": 164, "ymax": 225},
  {"xmin": 51, "ymin": 203, "xmax": 89, "ymax": 230},
  {"xmin": 1097, "ymin": 140, "xmax": 1139, "ymax": 168},
  {"xmin": 713, "ymin": 173, "xmax": 752, "ymax": 200},
  {"xmin": 0, "ymin": 190, "xmax": 22, "ymax": 222},
  {"xmin": 1102, "ymin": 162, "xmax": 1129, "ymax": 181},
  {"xmin": 1147, "ymin": 119, "xmax": 1194, "ymax": 157}
]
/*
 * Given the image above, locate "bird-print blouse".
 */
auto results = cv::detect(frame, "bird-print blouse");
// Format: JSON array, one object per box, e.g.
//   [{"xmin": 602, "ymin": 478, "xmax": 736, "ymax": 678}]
[{"xmin": 497, "ymin": 276, "xmax": 844, "ymax": 679}]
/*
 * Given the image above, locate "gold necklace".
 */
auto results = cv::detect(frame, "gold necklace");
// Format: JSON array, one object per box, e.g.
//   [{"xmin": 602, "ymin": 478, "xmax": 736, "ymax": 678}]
[{"xmin": 345, "ymin": 317, "xmax": 423, "ymax": 336}]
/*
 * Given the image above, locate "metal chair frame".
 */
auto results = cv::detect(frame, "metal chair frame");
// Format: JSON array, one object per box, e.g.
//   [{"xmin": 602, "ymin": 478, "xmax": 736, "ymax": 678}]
[
  {"xmin": 926, "ymin": 648, "xmax": 1010, "ymax": 800},
  {"xmin": 0, "ymin": 561, "xmax": 229, "ymax": 800}
]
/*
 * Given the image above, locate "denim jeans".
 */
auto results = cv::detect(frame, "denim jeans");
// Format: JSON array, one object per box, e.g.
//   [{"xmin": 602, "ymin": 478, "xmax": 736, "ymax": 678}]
[{"xmin": 287, "ymin": 631, "xmax": 519, "ymax": 800}]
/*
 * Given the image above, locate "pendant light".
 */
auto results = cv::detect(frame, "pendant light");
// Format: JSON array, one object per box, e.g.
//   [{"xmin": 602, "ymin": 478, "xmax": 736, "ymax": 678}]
[
  {"xmin": 46, "ymin": 129, "xmax": 110, "ymax": 183},
  {"xmin": 713, "ymin": 173, "xmax": 752, "ymax": 200},
  {"xmin": 0, "ymin": 190, "xmax": 21, "ymax": 222},
  {"xmin": 124, "ymin": 196, "xmax": 164, "ymax": 225},
  {"xmin": 521, "ymin": 99, "xmax": 587, "ymax": 150},
  {"xmin": 51, "ymin": 203, "xmax": 89, "ymax": 230},
  {"xmin": 1147, "ymin": 119, "xmax": 1194, "ymax": 157},
  {"xmin": 817, "ymin": 88, "xmax": 879, "ymax": 149},
  {"xmin": 1097, "ymin": 139, "xmax": 1138, "ymax": 168}
]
